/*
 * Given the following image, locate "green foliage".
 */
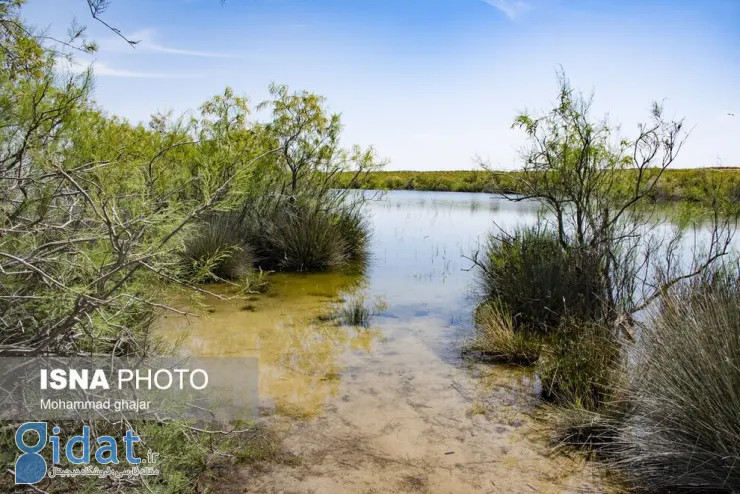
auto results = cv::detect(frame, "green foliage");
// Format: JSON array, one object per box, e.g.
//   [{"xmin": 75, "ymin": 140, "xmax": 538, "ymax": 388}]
[
  {"xmin": 239, "ymin": 267, "xmax": 271, "ymax": 294},
  {"xmin": 334, "ymin": 206, "xmax": 371, "ymax": 264},
  {"xmin": 0, "ymin": 3, "xmax": 379, "ymax": 355},
  {"xmin": 179, "ymin": 81, "xmax": 381, "ymax": 278},
  {"xmin": 259, "ymin": 82, "xmax": 384, "ymax": 197},
  {"xmin": 338, "ymin": 170, "xmax": 509, "ymax": 193},
  {"xmin": 477, "ymin": 226, "xmax": 607, "ymax": 334},
  {"xmin": 180, "ymin": 83, "xmax": 384, "ymax": 275},
  {"xmin": 234, "ymin": 199, "xmax": 367, "ymax": 273},
  {"xmin": 471, "ymin": 73, "xmax": 735, "ymax": 453},
  {"xmin": 537, "ymin": 318, "xmax": 620, "ymax": 412},
  {"xmin": 339, "ymin": 168, "xmax": 740, "ymax": 205},
  {"xmin": 0, "ymin": 4, "xmax": 380, "ymax": 492},
  {"xmin": 474, "ymin": 226, "xmax": 618, "ymax": 408}
]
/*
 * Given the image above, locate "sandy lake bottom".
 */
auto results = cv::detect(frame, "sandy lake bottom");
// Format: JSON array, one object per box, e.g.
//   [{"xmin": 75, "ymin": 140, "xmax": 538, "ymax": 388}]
[{"xmin": 158, "ymin": 191, "xmax": 609, "ymax": 493}]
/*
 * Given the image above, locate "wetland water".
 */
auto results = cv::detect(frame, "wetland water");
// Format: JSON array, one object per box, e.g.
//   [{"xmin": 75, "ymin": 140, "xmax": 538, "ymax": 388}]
[{"xmin": 159, "ymin": 190, "xmax": 606, "ymax": 493}]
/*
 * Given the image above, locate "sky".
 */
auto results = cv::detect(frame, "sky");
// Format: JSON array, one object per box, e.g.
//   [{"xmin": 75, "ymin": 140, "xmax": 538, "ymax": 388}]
[{"xmin": 20, "ymin": 0, "xmax": 740, "ymax": 170}]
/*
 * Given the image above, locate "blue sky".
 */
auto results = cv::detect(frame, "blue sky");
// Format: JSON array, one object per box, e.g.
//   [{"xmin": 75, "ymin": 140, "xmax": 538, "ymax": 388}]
[{"xmin": 22, "ymin": 0, "xmax": 740, "ymax": 170}]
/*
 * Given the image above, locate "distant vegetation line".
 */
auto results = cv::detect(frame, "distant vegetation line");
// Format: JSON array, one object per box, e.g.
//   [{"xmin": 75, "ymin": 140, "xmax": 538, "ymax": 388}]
[{"xmin": 339, "ymin": 168, "xmax": 740, "ymax": 203}]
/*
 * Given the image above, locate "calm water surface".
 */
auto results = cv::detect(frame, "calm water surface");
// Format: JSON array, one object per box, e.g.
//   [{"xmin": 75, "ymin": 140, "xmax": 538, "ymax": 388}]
[
  {"xmin": 363, "ymin": 190, "xmax": 539, "ymax": 359},
  {"xmin": 159, "ymin": 190, "xmax": 618, "ymax": 492}
]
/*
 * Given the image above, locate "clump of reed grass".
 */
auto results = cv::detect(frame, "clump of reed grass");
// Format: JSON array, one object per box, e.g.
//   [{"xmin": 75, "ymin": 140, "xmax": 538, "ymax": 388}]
[
  {"xmin": 241, "ymin": 198, "xmax": 371, "ymax": 273},
  {"xmin": 472, "ymin": 225, "xmax": 619, "ymax": 419},
  {"xmin": 334, "ymin": 206, "xmax": 371, "ymax": 264},
  {"xmin": 260, "ymin": 205, "xmax": 347, "ymax": 272},
  {"xmin": 182, "ymin": 197, "xmax": 372, "ymax": 278},
  {"xmin": 545, "ymin": 405, "xmax": 622, "ymax": 454},
  {"xmin": 466, "ymin": 300, "xmax": 542, "ymax": 364},
  {"xmin": 608, "ymin": 265, "xmax": 740, "ymax": 492},
  {"xmin": 537, "ymin": 317, "xmax": 621, "ymax": 412},
  {"xmin": 477, "ymin": 226, "xmax": 607, "ymax": 334},
  {"xmin": 180, "ymin": 211, "xmax": 254, "ymax": 282}
]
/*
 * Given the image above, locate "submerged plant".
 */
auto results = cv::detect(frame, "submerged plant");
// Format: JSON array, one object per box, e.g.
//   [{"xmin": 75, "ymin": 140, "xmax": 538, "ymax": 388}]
[
  {"xmin": 335, "ymin": 293, "xmax": 386, "ymax": 326},
  {"xmin": 238, "ymin": 267, "xmax": 271, "ymax": 294}
]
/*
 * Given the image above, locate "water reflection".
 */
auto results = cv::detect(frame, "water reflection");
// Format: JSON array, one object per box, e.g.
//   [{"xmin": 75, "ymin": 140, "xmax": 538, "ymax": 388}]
[
  {"xmin": 363, "ymin": 191, "xmax": 539, "ymax": 358},
  {"xmin": 160, "ymin": 190, "xmax": 735, "ymax": 422}
]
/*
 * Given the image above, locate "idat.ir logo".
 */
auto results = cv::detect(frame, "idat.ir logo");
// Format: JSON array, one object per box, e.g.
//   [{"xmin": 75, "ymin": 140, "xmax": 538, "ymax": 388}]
[{"xmin": 14, "ymin": 421, "xmax": 150, "ymax": 485}]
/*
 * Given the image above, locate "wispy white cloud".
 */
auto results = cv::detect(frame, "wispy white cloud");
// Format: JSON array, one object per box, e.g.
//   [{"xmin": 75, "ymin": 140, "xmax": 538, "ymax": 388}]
[
  {"xmin": 60, "ymin": 58, "xmax": 203, "ymax": 79},
  {"xmin": 100, "ymin": 29, "xmax": 241, "ymax": 59},
  {"xmin": 483, "ymin": 0, "xmax": 532, "ymax": 19},
  {"xmin": 93, "ymin": 62, "xmax": 203, "ymax": 78}
]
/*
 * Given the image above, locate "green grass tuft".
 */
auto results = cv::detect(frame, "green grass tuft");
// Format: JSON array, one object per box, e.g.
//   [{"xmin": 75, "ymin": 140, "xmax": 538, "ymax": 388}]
[
  {"xmin": 466, "ymin": 300, "xmax": 542, "ymax": 364},
  {"xmin": 335, "ymin": 293, "xmax": 386, "ymax": 326},
  {"xmin": 537, "ymin": 317, "xmax": 621, "ymax": 412}
]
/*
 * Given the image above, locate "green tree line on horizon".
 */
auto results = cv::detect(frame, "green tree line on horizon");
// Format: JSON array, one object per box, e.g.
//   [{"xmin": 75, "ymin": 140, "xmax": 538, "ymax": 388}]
[{"xmin": 338, "ymin": 168, "xmax": 740, "ymax": 203}]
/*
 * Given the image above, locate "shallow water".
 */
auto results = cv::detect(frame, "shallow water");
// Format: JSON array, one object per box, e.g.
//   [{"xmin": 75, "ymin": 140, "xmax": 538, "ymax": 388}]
[{"xmin": 159, "ymin": 191, "xmax": 610, "ymax": 492}]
